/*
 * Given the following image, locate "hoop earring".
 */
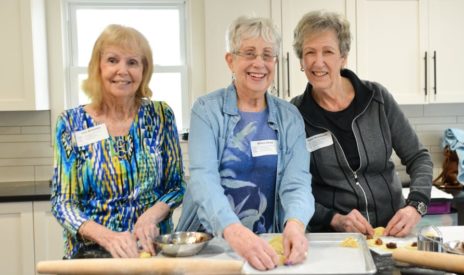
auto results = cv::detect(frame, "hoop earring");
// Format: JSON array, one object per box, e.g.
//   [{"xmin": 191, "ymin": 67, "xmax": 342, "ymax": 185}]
[{"xmin": 300, "ymin": 67, "xmax": 305, "ymax": 72}]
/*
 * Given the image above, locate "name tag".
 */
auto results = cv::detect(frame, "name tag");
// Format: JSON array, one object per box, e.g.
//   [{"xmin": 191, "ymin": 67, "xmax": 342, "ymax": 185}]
[
  {"xmin": 74, "ymin": 124, "xmax": 109, "ymax": 147},
  {"xmin": 251, "ymin": 140, "xmax": 278, "ymax": 157},
  {"xmin": 306, "ymin": 131, "xmax": 333, "ymax": 152}
]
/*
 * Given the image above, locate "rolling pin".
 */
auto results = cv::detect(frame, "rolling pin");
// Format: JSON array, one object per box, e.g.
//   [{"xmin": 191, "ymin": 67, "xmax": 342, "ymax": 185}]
[
  {"xmin": 392, "ymin": 249, "xmax": 464, "ymax": 273},
  {"xmin": 37, "ymin": 258, "xmax": 244, "ymax": 274}
]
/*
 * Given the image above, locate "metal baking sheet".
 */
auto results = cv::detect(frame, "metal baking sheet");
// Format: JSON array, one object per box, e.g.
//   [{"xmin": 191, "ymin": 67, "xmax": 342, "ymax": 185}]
[{"xmin": 242, "ymin": 233, "xmax": 376, "ymax": 274}]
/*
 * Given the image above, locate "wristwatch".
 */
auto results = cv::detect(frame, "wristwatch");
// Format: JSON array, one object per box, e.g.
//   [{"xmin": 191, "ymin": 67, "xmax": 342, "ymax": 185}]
[{"xmin": 406, "ymin": 200, "xmax": 428, "ymax": 216}]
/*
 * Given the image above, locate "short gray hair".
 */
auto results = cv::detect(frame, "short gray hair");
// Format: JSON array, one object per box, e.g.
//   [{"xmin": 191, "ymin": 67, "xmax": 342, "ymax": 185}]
[
  {"xmin": 293, "ymin": 10, "xmax": 351, "ymax": 59},
  {"xmin": 226, "ymin": 16, "xmax": 281, "ymax": 54}
]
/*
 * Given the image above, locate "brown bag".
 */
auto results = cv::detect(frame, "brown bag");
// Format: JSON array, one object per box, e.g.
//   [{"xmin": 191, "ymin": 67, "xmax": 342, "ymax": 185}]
[{"xmin": 433, "ymin": 146, "xmax": 461, "ymax": 189}]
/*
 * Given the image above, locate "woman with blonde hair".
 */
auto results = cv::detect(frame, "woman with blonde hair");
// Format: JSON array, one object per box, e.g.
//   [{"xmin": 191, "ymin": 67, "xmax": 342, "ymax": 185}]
[{"xmin": 51, "ymin": 24, "xmax": 185, "ymax": 258}]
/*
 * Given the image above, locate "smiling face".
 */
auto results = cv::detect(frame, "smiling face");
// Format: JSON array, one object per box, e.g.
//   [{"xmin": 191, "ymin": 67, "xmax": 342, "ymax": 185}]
[
  {"xmin": 100, "ymin": 46, "xmax": 143, "ymax": 101},
  {"xmin": 226, "ymin": 37, "xmax": 276, "ymax": 97},
  {"xmin": 300, "ymin": 29, "xmax": 347, "ymax": 93}
]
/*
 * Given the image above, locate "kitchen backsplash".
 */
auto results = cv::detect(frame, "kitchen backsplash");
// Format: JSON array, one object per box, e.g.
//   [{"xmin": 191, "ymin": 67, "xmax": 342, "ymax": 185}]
[
  {"xmin": 0, "ymin": 103, "xmax": 463, "ymax": 184},
  {"xmin": 0, "ymin": 111, "xmax": 53, "ymax": 183}
]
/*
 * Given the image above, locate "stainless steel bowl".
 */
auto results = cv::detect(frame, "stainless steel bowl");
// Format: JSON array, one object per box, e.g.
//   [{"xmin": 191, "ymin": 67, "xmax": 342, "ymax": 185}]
[
  {"xmin": 155, "ymin": 232, "xmax": 213, "ymax": 257},
  {"xmin": 443, "ymin": 240, "xmax": 464, "ymax": 255}
]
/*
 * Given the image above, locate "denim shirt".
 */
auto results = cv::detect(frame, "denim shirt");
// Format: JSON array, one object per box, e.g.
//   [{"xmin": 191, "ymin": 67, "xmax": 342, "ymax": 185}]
[{"xmin": 176, "ymin": 84, "xmax": 314, "ymax": 236}]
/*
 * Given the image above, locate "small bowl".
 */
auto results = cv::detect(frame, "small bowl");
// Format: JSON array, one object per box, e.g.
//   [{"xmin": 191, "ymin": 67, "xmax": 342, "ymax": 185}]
[
  {"xmin": 443, "ymin": 240, "xmax": 464, "ymax": 255},
  {"xmin": 155, "ymin": 232, "xmax": 213, "ymax": 257}
]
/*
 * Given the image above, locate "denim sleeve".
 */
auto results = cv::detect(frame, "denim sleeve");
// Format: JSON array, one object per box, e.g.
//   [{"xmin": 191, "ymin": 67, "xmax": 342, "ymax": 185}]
[
  {"xmin": 279, "ymin": 109, "xmax": 315, "ymax": 227},
  {"xmin": 187, "ymin": 100, "xmax": 240, "ymax": 236}
]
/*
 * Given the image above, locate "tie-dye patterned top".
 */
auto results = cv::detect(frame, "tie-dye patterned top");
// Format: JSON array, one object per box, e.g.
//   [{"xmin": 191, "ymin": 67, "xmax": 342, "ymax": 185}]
[
  {"xmin": 51, "ymin": 100, "xmax": 185, "ymax": 258},
  {"xmin": 219, "ymin": 109, "xmax": 277, "ymax": 234}
]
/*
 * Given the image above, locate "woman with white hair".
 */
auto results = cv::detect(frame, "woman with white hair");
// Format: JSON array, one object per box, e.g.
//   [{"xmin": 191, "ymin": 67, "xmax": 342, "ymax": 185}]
[{"xmin": 177, "ymin": 16, "xmax": 314, "ymax": 270}]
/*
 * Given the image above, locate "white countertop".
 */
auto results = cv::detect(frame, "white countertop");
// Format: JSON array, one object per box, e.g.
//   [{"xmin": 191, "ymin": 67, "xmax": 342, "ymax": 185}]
[{"xmin": 437, "ymin": 226, "xmax": 464, "ymax": 242}]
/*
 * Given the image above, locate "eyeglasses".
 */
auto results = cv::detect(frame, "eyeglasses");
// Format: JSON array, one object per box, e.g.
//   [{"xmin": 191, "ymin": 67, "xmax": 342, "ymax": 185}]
[{"xmin": 233, "ymin": 51, "xmax": 278, "ymax": 62}]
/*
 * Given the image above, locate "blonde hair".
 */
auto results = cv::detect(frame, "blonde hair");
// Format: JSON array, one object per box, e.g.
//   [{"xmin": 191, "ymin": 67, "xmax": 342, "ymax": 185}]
[
  {"xmin": 293, "ymin": 10, "xmax": 351, "ymax": 59},
  {"xmin": 82, "ymin": 24, "xmax": 153, "ymax": 107}
]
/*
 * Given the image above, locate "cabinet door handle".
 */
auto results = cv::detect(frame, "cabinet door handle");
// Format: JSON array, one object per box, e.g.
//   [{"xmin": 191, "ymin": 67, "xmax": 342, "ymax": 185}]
[
  {"xmin": 433, "ymin": 51, "xmax": 437, "ymax": 95},
  {"xmin": 276, "ymin": 57, "xmax": 280, "ymax": 97},
  {"xmin": 424, "ymin": 51, "xmax": 428, "ymax": 96},
  {"xmin": 286, "ymin": 52, "xmax": 290, "ymax": 98}
]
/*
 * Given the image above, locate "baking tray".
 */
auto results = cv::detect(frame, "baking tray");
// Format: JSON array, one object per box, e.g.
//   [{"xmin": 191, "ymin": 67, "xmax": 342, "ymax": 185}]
[{"xmin": 242, "ymin": 233, "xmax": 376, "ymax": 274}]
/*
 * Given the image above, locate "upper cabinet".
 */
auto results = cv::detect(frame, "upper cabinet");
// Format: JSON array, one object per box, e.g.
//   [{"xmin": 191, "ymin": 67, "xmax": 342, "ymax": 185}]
[
  {"xmin": 356, "ymin": 0, "xmax": 464, "ymax": 104},
  {"xmin": 428, "ymin": 0, "xmax": 464, "ymax": 103},
  {"xmin": 203, "ymin": 0, "xmax": 273, "ymax": 92},
  {"xmin": 203, "ymin": 0, "xmax": 355, "ymax": 100},
  {"xmin": 203, "ymin": 0, "xmax": 463, "ymax": 105},
  {"xmin": 279, "ymin": 0, "xmax": 356, "ymax": 100},
  {"xmin": 0, "ymin": 0, "xmax": 49, "ymax": 110}
]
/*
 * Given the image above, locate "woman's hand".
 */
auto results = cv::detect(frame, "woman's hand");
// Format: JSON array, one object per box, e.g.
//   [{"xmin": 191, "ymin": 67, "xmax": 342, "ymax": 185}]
[
  {"xmin": 133, "ymin": 210, "xmax": 160, "ymax": 255},
  {"xmin": 384, "ymin": 206, "xmax": 421, "ymax": 237},
  {"xmin": 133, "ymin": 202, "xmax": 170, "ymax": 255},
  {"xmin": 330, "ymin": 209, "xmax": 374, "ymax": 236},
  {"xmin": 282, "ymin": 219, "xmax": 308, "ymax": 265},
  {"xmin": 78, "ymin": 221, "xmax": 139, "ymax": 258},
  {"xmin": 101, "ymin": 231, "xmax": 139, "ymax": 258},
  {"xmin": 223, "ymin": 223, "xmax": 279, "ymax": 271}
]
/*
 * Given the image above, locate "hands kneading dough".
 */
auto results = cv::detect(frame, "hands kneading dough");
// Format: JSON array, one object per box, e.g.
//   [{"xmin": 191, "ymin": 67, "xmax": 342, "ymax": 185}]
[{"xmin": 268, "ymin": 236, "xmax": 286, "ymax": 265}]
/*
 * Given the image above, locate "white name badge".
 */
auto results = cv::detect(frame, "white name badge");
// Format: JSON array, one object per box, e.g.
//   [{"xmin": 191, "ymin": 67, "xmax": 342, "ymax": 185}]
[
  {"xmin": 306, "ymin": 131, "xmax": 333, "ymax": 152},
  {"xmin": 251, "ymin": 140, "xmax": 278, "ymax": 157},
  {"xmin": 74, "ymin": 124, "xmax": 109, "ymax": 147}
]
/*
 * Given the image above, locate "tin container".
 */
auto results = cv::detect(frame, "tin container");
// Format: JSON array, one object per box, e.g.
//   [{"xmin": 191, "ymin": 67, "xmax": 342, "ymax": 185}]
[{"xmin": 417, "ymin": 225, "xmax": 443, "ymax": 252}]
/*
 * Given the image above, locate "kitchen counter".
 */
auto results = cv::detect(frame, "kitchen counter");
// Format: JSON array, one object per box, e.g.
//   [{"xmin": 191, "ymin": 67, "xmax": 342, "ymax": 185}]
[
  {"xmin": 0, "ymin": 181, "xmax": 51, "ymax": 202},
  {"xmin": 36, "ymin": 227, "xmax": 464, "ymax": 275}
]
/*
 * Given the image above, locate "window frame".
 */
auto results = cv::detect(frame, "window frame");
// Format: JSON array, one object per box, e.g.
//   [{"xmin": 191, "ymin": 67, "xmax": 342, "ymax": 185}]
[{"xmin": 63, "ymin": 0, "xmax": 189, "ymax": 131}]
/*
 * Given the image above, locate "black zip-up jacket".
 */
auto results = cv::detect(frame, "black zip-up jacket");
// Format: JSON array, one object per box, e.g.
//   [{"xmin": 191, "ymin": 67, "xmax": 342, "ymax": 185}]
[{"xmin": 291, "ymin": 69, "xmax": 433, "ymax": 232}]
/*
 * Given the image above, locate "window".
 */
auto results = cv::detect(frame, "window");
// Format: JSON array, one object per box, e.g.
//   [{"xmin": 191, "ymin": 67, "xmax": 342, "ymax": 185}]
[{"xmin": 64, "ymin": 0, "xmax": 188, "ymax": 130}]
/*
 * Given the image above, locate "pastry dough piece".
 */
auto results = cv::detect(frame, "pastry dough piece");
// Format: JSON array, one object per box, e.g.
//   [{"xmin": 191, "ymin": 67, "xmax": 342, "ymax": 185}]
[
  {"xmin": 340, "ymin": 237, "xmax": 359, "ymax": 248},
  {"xmin": 373, "ymin": 227, "xmax": 385, "ymax": 237},
  {"xmin": 139, "ymin": 251, "xmax": 152, "ymax": 258},
  {"xmin": 268, "ymin": 235, "xmax": 286, "ymax": 265}
]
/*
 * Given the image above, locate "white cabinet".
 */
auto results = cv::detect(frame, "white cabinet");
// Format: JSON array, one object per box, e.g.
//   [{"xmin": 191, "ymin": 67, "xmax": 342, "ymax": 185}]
[
  {"xmin": 279, "ymin": 0, "xmax": 356, "ymax": 100},
  {"xmin": 202, "ymin": 0, "xmax": 463, "ymax": 103},
  {"xmin": 33, "ymin": 201, "xmax": 65, "ymax": 269},
  {"xmin": 0, "ymin": 201, "xmax": 63, "ymax": 275},
  {"xmin": 0, "ymin": 202, "xmax": 35, "ymax": 275},
  {"xmin": 428, "ymin": 0, "xmax": 464, "ymax": 103},
  {"xmin": 203, "ymin": 0, "xmax": 273, "ymax": 92},
  {"xmin": 0, "ymin": 0, "xmax": 49, "ymax": 110},
  {"xmin": 203, "ymin": 0, "xmax": 356, "ymax": 100},
  {"xmin": 356, "ymin": 0, "xmax": 464, "ymax": 104}
]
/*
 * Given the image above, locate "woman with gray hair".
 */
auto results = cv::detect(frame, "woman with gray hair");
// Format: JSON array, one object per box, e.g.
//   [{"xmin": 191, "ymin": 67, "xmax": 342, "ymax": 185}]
[
  {"xmin": 291, "ymin": 11, "xmax": 432, "ymax": 237},
  {"xmin": 177, "ymin": 16, "xmax": 314, "ymax": 270}
]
